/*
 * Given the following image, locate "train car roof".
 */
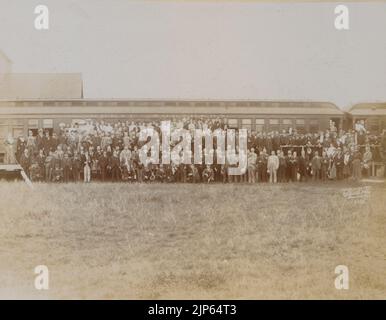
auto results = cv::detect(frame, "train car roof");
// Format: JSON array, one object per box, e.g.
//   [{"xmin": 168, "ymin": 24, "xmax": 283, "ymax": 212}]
[
  {"xmin": 349, "ymin": 103, "xmax": 386, "ymax": 116},
  {"xmin": 0, "ymin": 99, "xmax": 344, "ymax": 115}
]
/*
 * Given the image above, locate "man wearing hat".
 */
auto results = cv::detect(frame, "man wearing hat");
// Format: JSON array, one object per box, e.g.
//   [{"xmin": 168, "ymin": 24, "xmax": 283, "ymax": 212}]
[
  {"xmin": 311, "ymin": 151, "xmax": 322, "ymax": 181},
  {"xmin": 335, "ymin": 148, "xmax": 343, "ymax": 180},
  {"xmin": 267, "ymin": 150, "xmax": 279, "ymax": 183},
  {"xmin": 42, "ymin": 130, "xmax": 52, "ymax": 155},
  {"xmin": 362, "ymin": 145, "xmax": 373, "ymax": 178},
  {"xmin": 285, "ymin": 149, "xmax": 292, "ymax": 182},
  {"xmin": 36, "ymin": 128, "xmax": 45, "ymax": 153},
  {"xmin": 278, "ymin": 150, "xmax": 287, "ymax": 182},
  {"xmin": 20, "ymin": 149, "xmax": 31, "ymax": 178},
  {"xmin": 247, "ymin": 148, "xmax": 257, "ymax": 183},
  {"xmin": 257, "ymin": 148, "xmax": 268, "ymax": 182}
]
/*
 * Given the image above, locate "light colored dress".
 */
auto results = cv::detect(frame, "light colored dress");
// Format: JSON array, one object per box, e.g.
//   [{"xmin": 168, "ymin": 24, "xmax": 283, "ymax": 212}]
[{"xmin": 4, "ymin": 137, "xmax": 16, "ymax": 164}]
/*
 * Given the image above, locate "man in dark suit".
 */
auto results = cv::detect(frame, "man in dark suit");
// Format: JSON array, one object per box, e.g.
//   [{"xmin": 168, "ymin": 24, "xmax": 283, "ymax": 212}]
[
  {"xmin": 16, "ymin": 135, "xmax": 26, "ymax": 162},
  {"xmin": 36, "ymin": 149, "xmax": 46, "ymax": 181},
  {"xmin": 62, "ymin": 153, "xmax": 72, "ymax": 183},
  {"xmin": 110, "ymin": 150, "xmax": 121, "ymax": 182},
  {"xmin": 257, "ymin": 149, "xmax": 268, "ymax": 182},
  {"xmin": 99, "ymin": 151, "xmax": 110, "ymax": 182},
  {"xmin": 42, "ymin": 130, "xmax": 52, "ymax": 155},
  {"xmin": 289, "ymin": 151, "xmax": 299, "ymax": 182},
  {"xmin": 72, "ymin": 151, "xmax": 82, "ymax": 182},
  {"xmin": 311, "ymin": 151, "xmax": 322, "ymax": 181},
  {"xmin": 335, "ymin": 148, "xmax": 344, "ymax": 180},
  {"xmin": 278, "ymin": 150, "xmax": 287, "ymax": 182},
  {"xmin": 20, "ymin": 149, "xmax": 31, "ymax": 178},
  {"xmin": 285, "ymin": 150, "xmax": 292, "ymax": 182},
  {"xmin": 36, "ymin": 129, "xmax": 45, "ymax": 153}
]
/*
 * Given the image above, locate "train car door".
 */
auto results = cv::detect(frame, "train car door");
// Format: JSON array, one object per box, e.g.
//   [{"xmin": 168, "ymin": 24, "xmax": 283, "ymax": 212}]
[{"xmin": 330, "ymin": 117, "xmax": 341, "ymax": 131}]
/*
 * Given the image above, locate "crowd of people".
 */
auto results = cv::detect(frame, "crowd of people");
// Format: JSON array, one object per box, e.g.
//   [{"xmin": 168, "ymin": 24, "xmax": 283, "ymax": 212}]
[{"xmin": 3, "ymin": 116, "xmax": 385, "ymax": 183}]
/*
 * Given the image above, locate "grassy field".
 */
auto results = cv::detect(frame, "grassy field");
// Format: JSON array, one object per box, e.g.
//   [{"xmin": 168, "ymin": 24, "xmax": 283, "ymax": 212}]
[{"xmin": 0, "ymin": 181, "xmax": 385, "ymax": 299}]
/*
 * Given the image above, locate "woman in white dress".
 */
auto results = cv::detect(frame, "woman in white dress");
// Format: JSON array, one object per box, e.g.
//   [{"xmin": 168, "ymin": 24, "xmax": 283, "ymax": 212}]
[{"xmin": 4, "ymin": 133, "xmax": 16, "ymax": 164}]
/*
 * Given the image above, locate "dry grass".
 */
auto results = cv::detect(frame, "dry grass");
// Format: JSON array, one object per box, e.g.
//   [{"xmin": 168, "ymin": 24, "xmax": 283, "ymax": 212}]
[{"xmin": 0, "ymin": 181, "xmax": 385, "ymax": 299}]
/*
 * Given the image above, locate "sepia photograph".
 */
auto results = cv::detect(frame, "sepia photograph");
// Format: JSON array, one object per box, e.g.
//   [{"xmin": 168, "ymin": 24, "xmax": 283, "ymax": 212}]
[{"xmin": 0, "ymin": 0, "xmax": 385, "ymax": 305}]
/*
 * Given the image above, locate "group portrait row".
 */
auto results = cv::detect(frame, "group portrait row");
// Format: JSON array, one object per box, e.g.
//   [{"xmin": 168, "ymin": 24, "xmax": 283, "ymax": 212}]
[{"xmin": 2, "ymin": 116, "xmax": 386, "ymax": 183}]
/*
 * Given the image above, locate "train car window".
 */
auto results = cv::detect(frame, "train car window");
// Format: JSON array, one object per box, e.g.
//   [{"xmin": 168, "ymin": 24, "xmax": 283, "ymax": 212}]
[
  {"xmin": 28, "ymin": 119, "xmax": 39, "ymax": 136},
  {"xmin": 255, "ymin": 119, "xmax": 265, "ymax": 132},
  {"xmin": 10, "ymin": 119, "xmax": 24, "ymax": 126},
  {"xmin": 0, "ymin": 153, "xmax": 4, "ymax": 163},
  {"xmin": 296, "ymin": 119, "xmax": 305, "ymax": 133},
  {"xmin": 281, "ymin": 119, "xmax": 293, "ymax": 131},
  {"xmin": 0, "ymin": 125, "xmax": 7, "ymax": 142},
  {"xmin": 43, "ymin": 119, "xmax": 53, "ymax": 128},
  {"xmin": 309, "ymin": 119, "xmax": 319, "ymax": 133},
  {"xmin": 28, "ymin": 119, "xmax": 39, "ymax": 125},
  {"xmin": 12, "ymin": 127, "xmax": 24, "ymax": 139},
  {"xmin": 241, "ymin": 119, "xmax": 252, "ymax": 130},
  {"xmin": 269, "ymin": 119, "xmax": 280, "ymax": 132},
  {"xmin": 227, "ymin": 119, "xmax": 238, "ymax": 129},
  {"xmin": 368, "ymin": 118, "xmax": 380, "ymax": 133},
  {"xmin": 72, "ymin": 119, "xmax": 86, "ymax": 127},
  {"xmin": 43, "ymin": 119, "xmax": 54, "ymax": 135}
]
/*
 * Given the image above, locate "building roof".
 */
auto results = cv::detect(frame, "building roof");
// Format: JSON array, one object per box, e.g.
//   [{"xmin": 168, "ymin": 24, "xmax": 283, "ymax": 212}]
[
  {"xmin": 0, "ymin": 73, "xmax": 83, "ymax": 99},
  {"xmin": 349, "ymin": 103, "xmax": 386, "ymax": 116}
]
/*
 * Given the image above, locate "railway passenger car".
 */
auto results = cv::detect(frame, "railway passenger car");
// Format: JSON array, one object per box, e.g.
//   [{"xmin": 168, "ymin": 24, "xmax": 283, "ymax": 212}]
[
  {"xmin": 348, "ymin": 103, "xmax": 386, "ymax": 134},
  {"xmin": 0, "ymin": 99, "xmax": 346, "ymax": 162}
]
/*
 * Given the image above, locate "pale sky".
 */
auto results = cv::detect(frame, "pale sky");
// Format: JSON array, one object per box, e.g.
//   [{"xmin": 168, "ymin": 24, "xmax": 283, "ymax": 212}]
[{"xmin": 0, "ymin": 0, "xmax": 386, "ymax": 108}]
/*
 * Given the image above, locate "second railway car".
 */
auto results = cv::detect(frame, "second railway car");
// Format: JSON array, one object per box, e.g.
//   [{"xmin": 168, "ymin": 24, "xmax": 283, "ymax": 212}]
[{"xmin": 348, "ymin": 103, "xmax": 386, "ymax": 135}]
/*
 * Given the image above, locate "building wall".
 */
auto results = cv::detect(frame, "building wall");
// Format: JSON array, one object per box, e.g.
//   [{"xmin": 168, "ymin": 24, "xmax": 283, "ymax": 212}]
[{"xmin": 0, "ymin": 74, "xmax": 83, "ymax": 99}]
